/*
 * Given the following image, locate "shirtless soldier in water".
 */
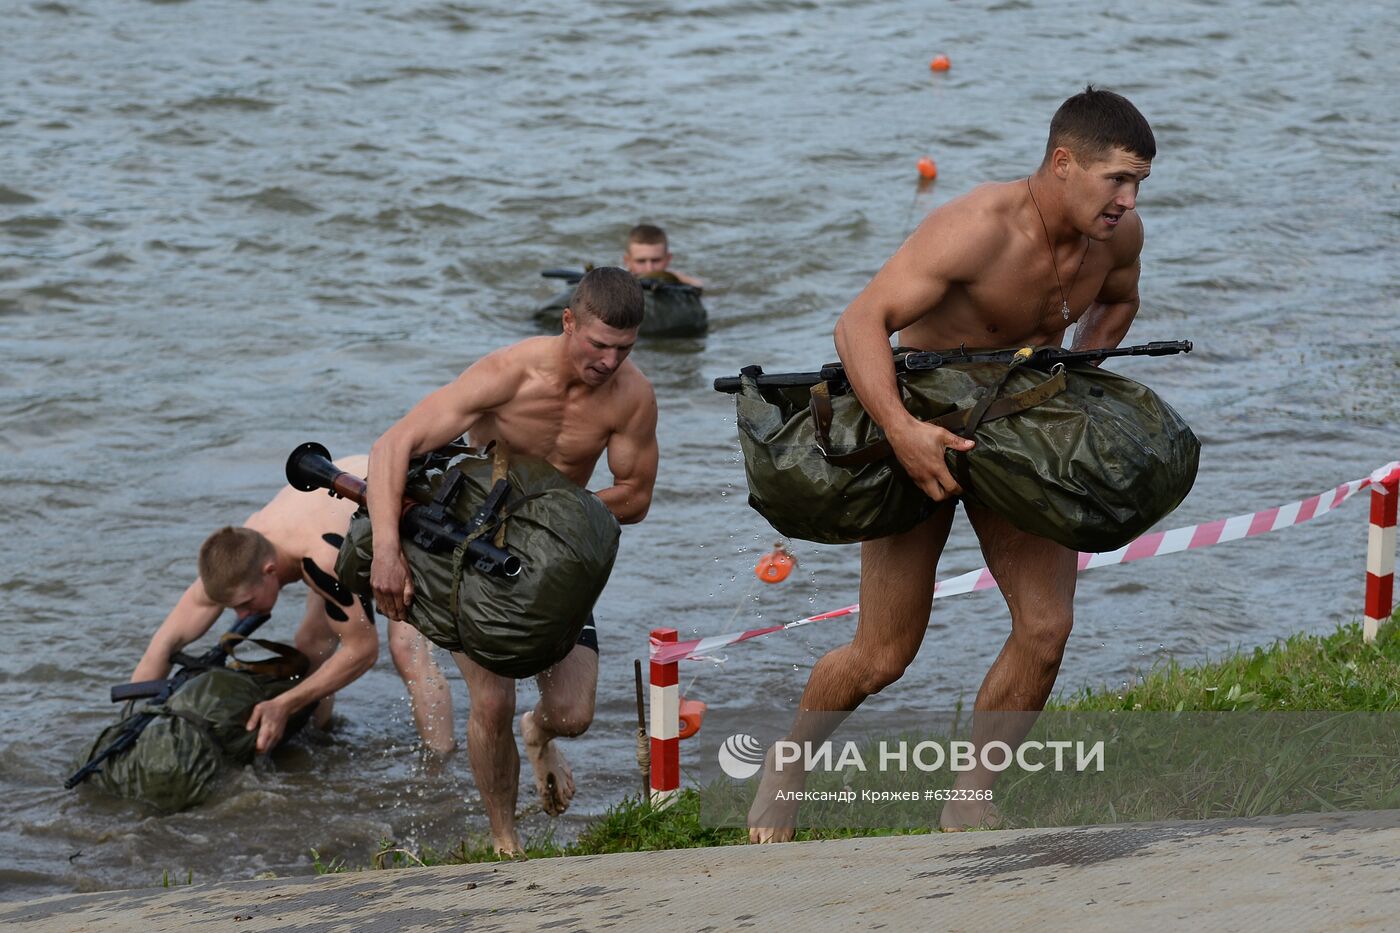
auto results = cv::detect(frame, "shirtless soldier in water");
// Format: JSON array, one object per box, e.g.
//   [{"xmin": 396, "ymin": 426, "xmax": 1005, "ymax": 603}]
[
  {"xmin": 750, "ymin": 86, "xmax": 1156, "ymax": 840},
  {"xmin": 368, "ymin": 266, "xmax": 659, "ymax": 855}
]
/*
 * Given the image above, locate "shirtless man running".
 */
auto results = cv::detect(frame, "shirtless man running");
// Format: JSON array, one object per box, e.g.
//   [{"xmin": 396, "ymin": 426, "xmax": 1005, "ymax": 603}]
[
  {"xmin": 368, "ymin": 266, "xmax": 659, "ymax": 855},
  {"xmin": 133, "ymin": 456, "xmax": 455, "ymax": 756},
  {"xmin": 749, "ymin": 86, "xmax": 1156, "ymax": 840}
]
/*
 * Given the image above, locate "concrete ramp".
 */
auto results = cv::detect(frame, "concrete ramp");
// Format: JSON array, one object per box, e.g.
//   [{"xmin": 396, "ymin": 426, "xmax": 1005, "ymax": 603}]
[{"xmin": 5, "ymin": 810, "xmax": 1400, "ymax": 931}]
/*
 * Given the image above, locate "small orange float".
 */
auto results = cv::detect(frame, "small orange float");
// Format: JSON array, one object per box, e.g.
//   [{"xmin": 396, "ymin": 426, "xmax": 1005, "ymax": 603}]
[
  {"xmin": 678, "ymin": 697, "xmax": 707, "ymax": 740},
  {"xmin": 929, "ymin": 54, "xmax": 951, "ymax": 72},
  {"xmin": 754, "ymin": 542, "xmax": 797, "ymax": 584},
  {"xmin": 917, "ymin": 156, "xmax": 938, "ymax": 180}
]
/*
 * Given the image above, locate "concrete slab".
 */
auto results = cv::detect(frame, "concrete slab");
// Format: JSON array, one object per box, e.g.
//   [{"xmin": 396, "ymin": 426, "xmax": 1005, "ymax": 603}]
[{"xmin": 6, "ymin": 810, "xmax": 1400, "ymax": 931}]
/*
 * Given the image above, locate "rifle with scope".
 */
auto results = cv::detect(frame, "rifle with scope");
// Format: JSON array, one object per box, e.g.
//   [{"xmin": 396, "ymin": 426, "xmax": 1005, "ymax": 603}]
[
  {"xmin": 65, "ymin": 611, "xmax": 272, "ymax": 790},
  {"xmin": 284, "ymin": 442, "xmax": 522, "ymax": 579},
  {"xmin": 712, "ymin": 340, "xmax": 1193, "ymax": 395}
]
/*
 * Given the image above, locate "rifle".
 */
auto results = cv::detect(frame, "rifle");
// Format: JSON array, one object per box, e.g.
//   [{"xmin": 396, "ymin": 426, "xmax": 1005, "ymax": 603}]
[
  {"xmin": 65, "ymin": 611, "xmax": 272, "ymax": 789},
  {"xmin": 284, "ymin": 442, "xmax": 522, "ymax": 579},
  {"xmin": 712, "ymin": 340, "xmax": 1193, "ymax": 394},
  {"xmin": 542, "ymin": 268, "xmax": 701, "ymax": 296}
]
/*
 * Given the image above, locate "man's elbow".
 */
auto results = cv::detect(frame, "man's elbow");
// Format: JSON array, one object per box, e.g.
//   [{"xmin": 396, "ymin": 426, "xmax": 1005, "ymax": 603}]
[
  {"xmin": 355, "ymin": 638, "xmax": 380, "ymax": 677},
  {"xmin": 618, "ymin": 490, "xmax": 653, "ymax": 525},
  {"xmin": 368, "ymin": 432, "xmax": 399, "ymax": 466}
]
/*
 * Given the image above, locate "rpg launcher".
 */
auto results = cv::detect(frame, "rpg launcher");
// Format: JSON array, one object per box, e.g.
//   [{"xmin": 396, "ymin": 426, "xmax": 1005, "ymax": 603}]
[
  {"xmin": 284, "ymin": 442, "xmax": 521, "ymax": 579},
  {"xmin": 65, "ymin": 611, "xmax": 272, "ymax": 790},
  {"xmin": 712, "ymin": 340, "xmax": 1193, "ymax": 394}
]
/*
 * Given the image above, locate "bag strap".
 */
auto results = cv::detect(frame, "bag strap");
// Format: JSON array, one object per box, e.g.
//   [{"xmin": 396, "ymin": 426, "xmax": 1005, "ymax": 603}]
[
  {"xmin": 490, "ymin": 443, "xmax": 510, "ymax": 549},
  {"xmin": 222, "ymin": 634, "xmax": 311, "ymax": 680},
  {"xmin": 810, "ymin": 362, "xmax": 1067, "ymax": 469},
  {"xmin": 447, "ymin": 464, "xmax": 543, "ymax": 622}
]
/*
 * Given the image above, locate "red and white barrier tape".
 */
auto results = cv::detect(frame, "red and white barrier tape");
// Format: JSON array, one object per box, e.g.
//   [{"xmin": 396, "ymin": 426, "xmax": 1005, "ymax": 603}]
[{"xmin": 651, "ymin": 461, "xmax": 1400, "ymax": 666}]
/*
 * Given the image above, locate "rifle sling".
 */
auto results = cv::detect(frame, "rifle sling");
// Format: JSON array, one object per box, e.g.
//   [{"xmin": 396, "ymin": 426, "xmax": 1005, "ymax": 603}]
[
  {"xmin": 810, "ymin": 364, "xmax": 1067, "ymax": 469},
  {"xmin": 223, "ymin": 634, "xmax": 311, "ymax": 680}
]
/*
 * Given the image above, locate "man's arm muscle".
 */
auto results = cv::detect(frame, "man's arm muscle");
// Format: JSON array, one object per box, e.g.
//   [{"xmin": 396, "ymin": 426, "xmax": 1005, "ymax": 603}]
[
  {"xmin": 1072, "ymin": 214, "xmax": 1144, "ymax": 352},
  {"xmin": 833, "ymin": 201, "xmax": 992, "ymax": 499},
  {"xmin": 245, "ymin": 559, "xmax": 379, "ymax": 753},
  {"xmin": 132, "ymin": 580, "xmax": 224, "ymax": 681},
  {"xmin": 367, "ymin": 350, "xmax": 523, "ymax": 619},
  {"xmin": 595, "ymin": 382, "xmax": 658, "ymax": 524}
]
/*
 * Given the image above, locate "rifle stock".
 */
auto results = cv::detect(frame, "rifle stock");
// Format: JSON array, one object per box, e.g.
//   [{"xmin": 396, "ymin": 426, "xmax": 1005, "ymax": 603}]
[{"xmin": 713, "ymin": 340, "xmax": 1193, "ymax": 394}]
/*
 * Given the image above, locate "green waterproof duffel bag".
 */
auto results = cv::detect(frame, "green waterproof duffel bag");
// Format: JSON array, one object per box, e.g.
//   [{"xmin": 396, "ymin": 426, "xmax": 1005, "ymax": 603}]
[
  {"xmin": 534, "ymin": 271, "xmax": 708, "ymax": 337},
  {"xmin": 734, "ymin": 347, "xmax": 1199, "ymax": 552},
  {"xmin": 75, "ymin": 649, "xmax": 307, "ymax": 813},
  {"xmin": 336, "ymin": 443, "xmax": 621, "ymax": 679}
]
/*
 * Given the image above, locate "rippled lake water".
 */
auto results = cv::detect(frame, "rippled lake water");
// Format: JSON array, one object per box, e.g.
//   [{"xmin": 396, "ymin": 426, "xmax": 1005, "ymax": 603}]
[{"xmin": 2, "ymin": 0, "xmax": 1396, "ymax": 899}]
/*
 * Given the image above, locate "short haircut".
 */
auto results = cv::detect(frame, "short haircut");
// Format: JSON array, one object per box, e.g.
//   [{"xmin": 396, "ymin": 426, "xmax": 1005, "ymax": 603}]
[
  {"xmin": 626, "ymin": 224, "xmax": 668, "ymax": 249},
  {"xmin": 198, "ymin": 526, "xmax": 275, "ymax": 604},
  {"xmin": 570, "ymin": 266, "xmax": 645, "ymax": 330},
  {"xmin": 1044, "ymin": 85, "xmax": 1156, "ymax": 165}
]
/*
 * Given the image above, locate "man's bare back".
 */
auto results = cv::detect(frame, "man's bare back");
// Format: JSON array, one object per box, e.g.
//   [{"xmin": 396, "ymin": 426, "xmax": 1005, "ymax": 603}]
[{"xmin": 243, "ymin": 455, "xmax": 367, "ymax": 566}]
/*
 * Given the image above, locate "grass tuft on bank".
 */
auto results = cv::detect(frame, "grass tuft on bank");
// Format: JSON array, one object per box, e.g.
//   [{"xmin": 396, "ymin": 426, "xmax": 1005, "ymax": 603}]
[{"xmin": 334, "ymin": 612, "xmax": 1400, "ymax": 871}]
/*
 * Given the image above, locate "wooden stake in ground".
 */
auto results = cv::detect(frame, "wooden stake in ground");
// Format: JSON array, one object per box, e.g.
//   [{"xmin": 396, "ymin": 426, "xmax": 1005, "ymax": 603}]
[{"xmin": 633, "ymin": 658, "xmax": 650, "ymax": 803}]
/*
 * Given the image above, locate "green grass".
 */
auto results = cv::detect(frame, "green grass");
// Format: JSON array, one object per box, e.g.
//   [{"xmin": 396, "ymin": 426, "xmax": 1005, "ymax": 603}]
[
  {"xmin": 1051, "ymin": 616, "xmax": 1400, "ymax": 712},
  {"xmin": 331, "ymin": 610, "xmax": 1400, "ymax": 871}
]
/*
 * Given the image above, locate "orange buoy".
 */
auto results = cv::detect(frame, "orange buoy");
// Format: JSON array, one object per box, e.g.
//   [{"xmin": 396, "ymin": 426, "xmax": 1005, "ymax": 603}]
[
  {"xmin": 754, "ymin": 542, "xmax": 796, "ymax": 584},
  {"xmin": 917, "ymin": 156, "xmax": 938, "ymax": 180},
  {"xmin": 929, "ymin": 54, "xmax": 951, "ymax": 72},
  {"xmin": 678, "ymin": 697, "xmax": 707, "ymax": 740}
]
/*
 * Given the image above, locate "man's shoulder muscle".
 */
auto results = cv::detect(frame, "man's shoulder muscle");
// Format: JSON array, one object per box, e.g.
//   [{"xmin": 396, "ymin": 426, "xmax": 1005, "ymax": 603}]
[{"xmin": 910, "ymin": 182, "xmax": 1021, "ymax": 281}]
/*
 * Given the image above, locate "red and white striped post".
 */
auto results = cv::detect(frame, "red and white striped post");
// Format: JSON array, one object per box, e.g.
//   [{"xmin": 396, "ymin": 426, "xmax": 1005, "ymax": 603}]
[
  {"xmin": 649, "ymin": 627, "xmax": 680, "ymax": 808},
  {"xmin": 1364, "ymin": 470, "xmax": 1399, "ymax": 643}
]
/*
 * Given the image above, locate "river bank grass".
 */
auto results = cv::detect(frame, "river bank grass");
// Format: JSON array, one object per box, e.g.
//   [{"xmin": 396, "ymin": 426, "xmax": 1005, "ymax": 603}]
[{"xmin": 337, "ymin": 613, "xmax": 1400, "ymax": 872}]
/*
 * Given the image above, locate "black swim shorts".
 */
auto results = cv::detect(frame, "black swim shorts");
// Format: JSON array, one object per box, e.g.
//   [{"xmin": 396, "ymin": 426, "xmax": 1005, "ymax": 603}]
[{"xmin": 576, "ymin": 615, "xmax": 598, "ymax": 653}]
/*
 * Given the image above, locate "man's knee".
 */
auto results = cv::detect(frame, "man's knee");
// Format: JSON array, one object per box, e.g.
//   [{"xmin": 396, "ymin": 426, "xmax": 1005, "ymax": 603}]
[
  {"xmin": 1014, "ymin": 614, "xmax": 1074, "ymax": 670},
  {"xmin": 469, "ymin": 688, "xmax": 516, "ymax": 732},
  {"xmin": 539, "ymin": 694, "xmax": 594, "ymax": 737},
  {"xmin": 853, "ymin": 649, "xmax": 916, "ymax": 697},
  {"xmin": 388, "ymin": 631, "xmax": 421, "ymax": 675}
]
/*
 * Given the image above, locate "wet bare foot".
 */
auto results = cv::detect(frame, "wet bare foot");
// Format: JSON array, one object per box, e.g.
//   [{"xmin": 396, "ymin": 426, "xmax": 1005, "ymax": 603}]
[
  {"xmin": 747, "ymin": 745, "xmax": 804, "ymax": 843},
  {"xmin": 493, "ymin": 831, "xmax": 525, "ymax": 858},
  {"xmin": 521, "ymin": 710, "xmax": 574, "ymax": 816},
  {"xmin": 940, "ymin": 799, "xmax": 1003, "ymax": 832}
]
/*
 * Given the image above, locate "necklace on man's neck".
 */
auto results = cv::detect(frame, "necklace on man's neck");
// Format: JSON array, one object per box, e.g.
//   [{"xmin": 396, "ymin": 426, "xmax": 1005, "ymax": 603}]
[{"xmin": 1026, "ymin": 176, "xmax": 1088, "ymax": 321}]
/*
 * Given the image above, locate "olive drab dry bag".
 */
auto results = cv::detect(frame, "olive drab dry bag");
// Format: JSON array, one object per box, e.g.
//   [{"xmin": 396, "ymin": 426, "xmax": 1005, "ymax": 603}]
[
  {"xmin": 735, "ymin": 369, "xmax": 943, "ymax": 544},
  {"xmin": 336, "ymin": 443, "xmax": 621, "ymax": 679},
  {"xmin": 74, "ymin": 636, "xmax": 309, "ymax": 813},
  {"xmin": 534, "ymin": 271, "xmax": 708, "ymax": 337},
  {"xmin": 735, "ymin": 348, "xmax": 1199, "ymax": 552}
]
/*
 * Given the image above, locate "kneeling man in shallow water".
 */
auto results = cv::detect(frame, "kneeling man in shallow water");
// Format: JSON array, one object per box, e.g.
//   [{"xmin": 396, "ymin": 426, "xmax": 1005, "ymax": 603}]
[
  {"xmin": 368, "ymin": 266, "xmax": 659, "ymax": 855},
  {"xmin": 133, "ymin": 455, "xmax": 455, "ymax": 756}
]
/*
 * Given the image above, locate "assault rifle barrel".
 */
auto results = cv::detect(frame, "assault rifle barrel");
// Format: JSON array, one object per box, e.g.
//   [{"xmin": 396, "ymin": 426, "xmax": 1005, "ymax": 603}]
[
  {"xmin": 712, "ymin": 340, "xmax": 1193, "ymax": 394},
  {"xmin": 284, "ymin": 443, "xmax": 521, "ymax": 578}
]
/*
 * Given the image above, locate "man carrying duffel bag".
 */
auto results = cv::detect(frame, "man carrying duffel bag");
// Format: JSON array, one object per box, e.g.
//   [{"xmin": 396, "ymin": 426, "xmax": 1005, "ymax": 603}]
[{"xmin": 748, "ymin": 86, "xmax": 1175, "ymax": 841}]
